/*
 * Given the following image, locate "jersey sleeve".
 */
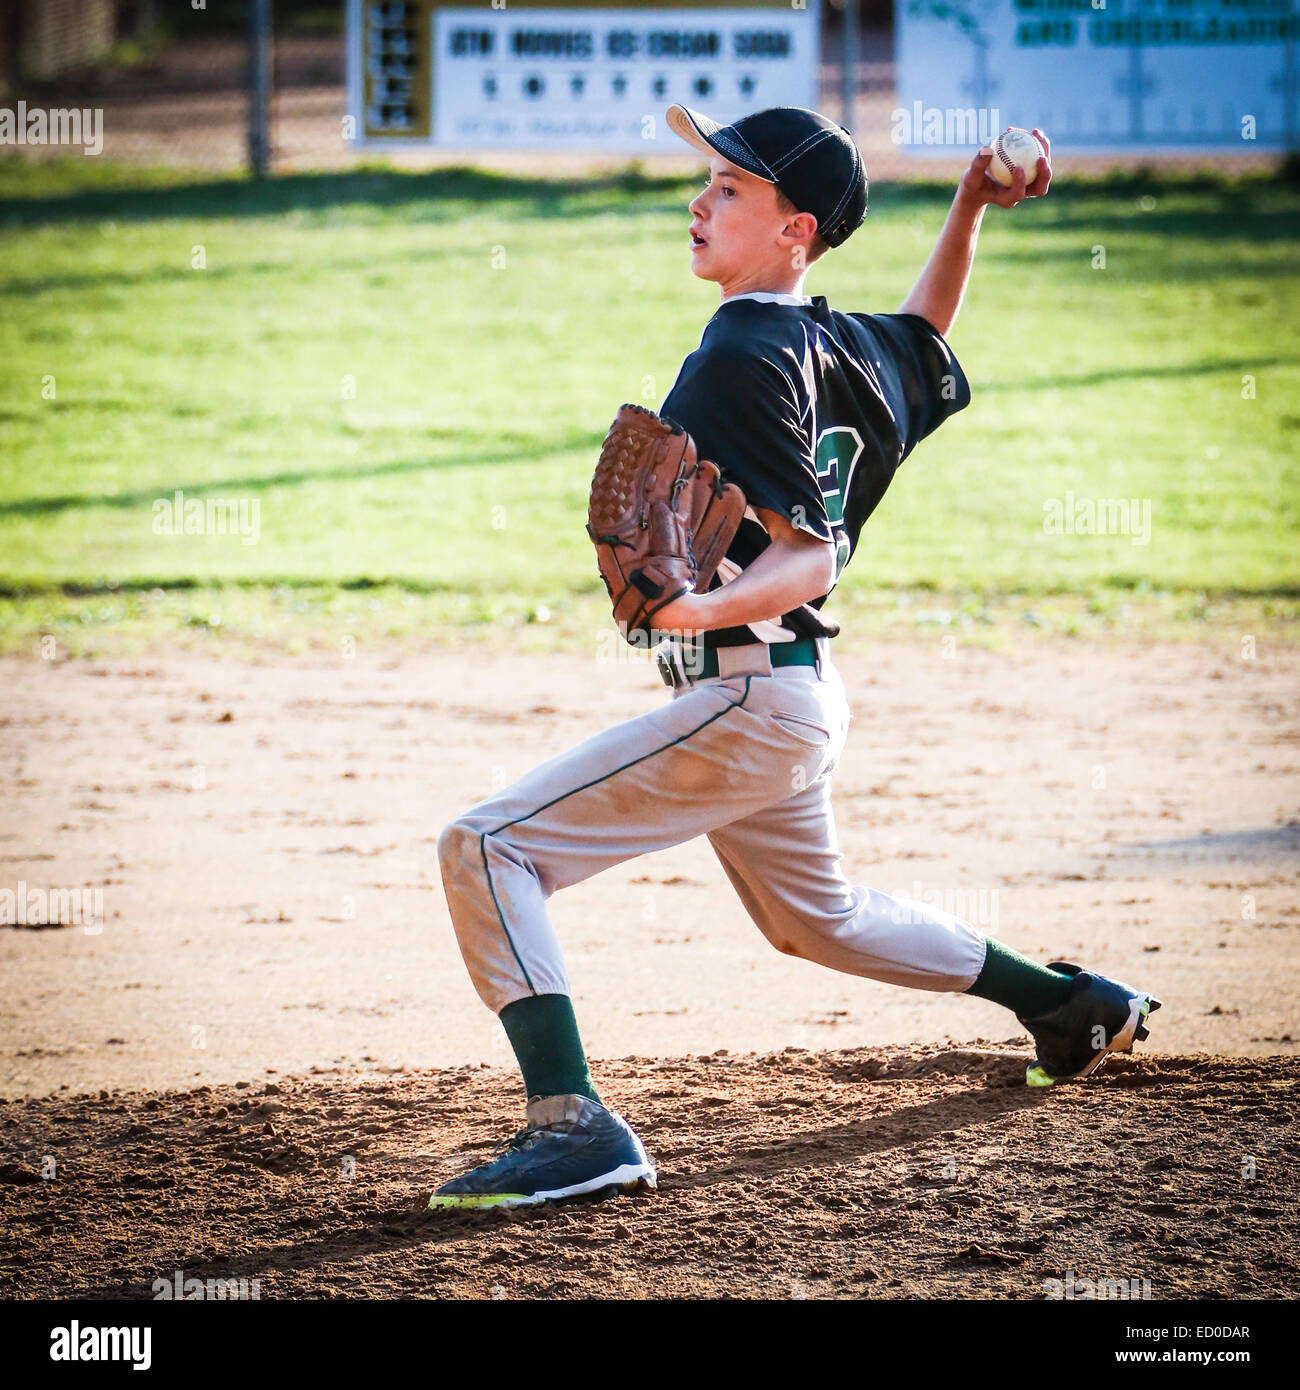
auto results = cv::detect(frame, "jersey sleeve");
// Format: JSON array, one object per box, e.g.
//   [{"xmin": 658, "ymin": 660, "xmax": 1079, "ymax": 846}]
[
  {"xmin": 659, "ymin": 345, "xmax": 833, "ymax": 543},
  {"xmin": 857, "ymin": 312, "xmax": 971, "ymax": 460}
]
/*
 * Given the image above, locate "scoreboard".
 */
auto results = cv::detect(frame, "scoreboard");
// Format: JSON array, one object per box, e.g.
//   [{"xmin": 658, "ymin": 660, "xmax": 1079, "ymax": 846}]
[{"xmin": 345, "ymin": 0, "xmax": 822, "ymax": 151}]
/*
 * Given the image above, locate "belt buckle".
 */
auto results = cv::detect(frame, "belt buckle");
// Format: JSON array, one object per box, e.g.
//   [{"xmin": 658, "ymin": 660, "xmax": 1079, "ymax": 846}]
[{"xmin": 655, "ymin": 645, "xmax": 681, "ymax": 688}]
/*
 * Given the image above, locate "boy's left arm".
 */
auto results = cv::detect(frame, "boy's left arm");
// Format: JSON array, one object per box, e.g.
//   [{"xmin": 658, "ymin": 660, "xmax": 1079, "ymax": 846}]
[
  {"xmin": 651, "ymin": 508, "xmax": 835, "ymax": 635},
  {"xmin": 899, "ymin": 130, "xmax": 1053, "ymax": 338}
]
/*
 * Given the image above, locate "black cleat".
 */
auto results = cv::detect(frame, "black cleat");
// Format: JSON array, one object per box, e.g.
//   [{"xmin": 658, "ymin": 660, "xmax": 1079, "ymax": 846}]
[
  {"xmin": 428, "ymin": 1093, "xmax": 656, "ymax": 1211},
  {"xmin": 1018, "ymin": 961, "xmax": 1162, "ymax": 1087}
]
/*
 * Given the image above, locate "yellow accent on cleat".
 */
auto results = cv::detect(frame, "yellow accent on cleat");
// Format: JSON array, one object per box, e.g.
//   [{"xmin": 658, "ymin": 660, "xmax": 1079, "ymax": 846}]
[
  {"xmin": 427, "ymin": 1191, "xmax": 534, "ymax": 1211},
  {"xmin": 1025, "ymin": 1065, "xmax": 1057, "ymax": 1088}
]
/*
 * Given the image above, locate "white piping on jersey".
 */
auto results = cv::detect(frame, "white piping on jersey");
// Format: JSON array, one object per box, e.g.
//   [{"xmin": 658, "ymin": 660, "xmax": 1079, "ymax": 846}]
[
  {"xmin": 797, "ymin": 321, "xmax": 820, "ymax": 476},
  {"xmin": 715, "ymin": 555, "xmax": 794, "ymax": 645},
  {"xmin": 721, "ymin": 290, "xmax": 813, "ymax": 307},
  {"xmin": 798, "ymin": 319, "xmax": 866, "ymax": 561}
]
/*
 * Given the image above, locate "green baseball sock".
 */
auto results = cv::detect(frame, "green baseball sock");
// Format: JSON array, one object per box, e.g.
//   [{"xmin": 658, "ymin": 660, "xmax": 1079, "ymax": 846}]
[
  {"xmin": 499, "ymin": 993, "xmax": 600, "ymax": 1105},
  {"xmin": 965, "ymin": 937, "xmax": 1075, "ymax": 1018}
]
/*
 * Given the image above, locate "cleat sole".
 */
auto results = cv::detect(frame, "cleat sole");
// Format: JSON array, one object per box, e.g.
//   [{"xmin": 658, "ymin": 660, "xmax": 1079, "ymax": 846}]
[{"xmin": 428, "ymin": 1162, "xmax": 656, "ymax": 1213}]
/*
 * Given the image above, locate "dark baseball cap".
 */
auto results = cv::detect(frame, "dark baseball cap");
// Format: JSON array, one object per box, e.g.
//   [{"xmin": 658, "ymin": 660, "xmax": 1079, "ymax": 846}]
[{"xmin": 666, "ymin": 104, "xmax": 868, "ymax": 248}]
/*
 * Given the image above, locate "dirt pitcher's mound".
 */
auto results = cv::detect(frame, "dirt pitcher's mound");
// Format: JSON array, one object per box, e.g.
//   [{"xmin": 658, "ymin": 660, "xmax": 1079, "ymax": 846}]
[{"xmin": 2, "ymin": 1043, "xmax": 1296, "ymax": 1300}]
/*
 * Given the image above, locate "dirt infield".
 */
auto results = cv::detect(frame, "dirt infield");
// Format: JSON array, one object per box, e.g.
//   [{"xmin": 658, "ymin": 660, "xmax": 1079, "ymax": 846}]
[
  {"xmin": 1, "ymin": 638, "xmax": 1297, "ymax": 1299},
  {"xmin": 2, "ymin": 640, "xmax": 1297, "ymax": 1101},
  {"xmin": 1, "ymin": 1043, "xmax": 1296, "ymax": 1300}
]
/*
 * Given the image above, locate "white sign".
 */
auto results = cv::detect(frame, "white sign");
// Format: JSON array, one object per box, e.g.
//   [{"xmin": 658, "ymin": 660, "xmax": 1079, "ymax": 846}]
[
  {"xmin": 896, "ymin": 0, "xmax": 1295, "ymax": 155},
  {"xmin": 348, "ymin": 2, "xmax": 822, "ymax": 151}
]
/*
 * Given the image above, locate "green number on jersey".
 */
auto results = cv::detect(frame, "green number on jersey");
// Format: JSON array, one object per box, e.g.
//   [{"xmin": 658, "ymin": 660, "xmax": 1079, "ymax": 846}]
[{"xmin": 815, "ymin": 426, "xmax": 863, "ymax": 580}]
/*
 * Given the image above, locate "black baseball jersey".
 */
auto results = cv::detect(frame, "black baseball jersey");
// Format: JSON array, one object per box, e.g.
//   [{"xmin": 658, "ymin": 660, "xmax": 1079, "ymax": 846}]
[{"xmin": 659, "ymin": 294, "xmax": 970, "ymax": 647}]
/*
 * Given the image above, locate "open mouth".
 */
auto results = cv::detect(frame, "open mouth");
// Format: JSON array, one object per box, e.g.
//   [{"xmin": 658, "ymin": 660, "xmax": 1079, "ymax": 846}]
[{"xmin": 690, "ymin": 232, "xmax": 708, "ymax": 249}]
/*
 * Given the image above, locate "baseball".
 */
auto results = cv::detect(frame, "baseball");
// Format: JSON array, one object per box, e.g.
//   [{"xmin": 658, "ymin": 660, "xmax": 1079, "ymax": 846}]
[{"xmin": 989, "ymin": 127, "xmax": 1044, "ymax": 187}]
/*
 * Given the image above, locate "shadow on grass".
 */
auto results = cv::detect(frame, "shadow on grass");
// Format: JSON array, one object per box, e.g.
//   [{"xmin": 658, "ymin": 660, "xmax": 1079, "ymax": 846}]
[
  {"xmin": 0, "ymin": 432, "xmax": 600, "ymax": 521},
  {"xmin": 1019, "ymin": 203, "xmax": 1300, "ymax": 246},
  {"xmin": 974, "ymin": 354, "xmax": 1300, "ymax": 392},
  {"xmin": 0, "ymin": 243, "xmax": 468, "ymax": 298},
  {"xmin": 0, "ymin": 575, "xmax": 474, "ymax": 598},
  {"xmin": 0, "ymin": 162, "xmax": 1291, "ymax": 230},
  {"xmin": 4, "ymin": 575, "xmax": 1298, "ymax": 600},
  {"xmin": 0, "ymin": 164, "xmax": 697, "ymax": 228}
]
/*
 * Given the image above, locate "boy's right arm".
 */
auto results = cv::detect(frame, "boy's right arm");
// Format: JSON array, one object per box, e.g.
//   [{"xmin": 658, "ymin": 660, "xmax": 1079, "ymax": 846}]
[{"xmin": 898, "ymin": 131, "xmax": 1052, "ymax": 338}]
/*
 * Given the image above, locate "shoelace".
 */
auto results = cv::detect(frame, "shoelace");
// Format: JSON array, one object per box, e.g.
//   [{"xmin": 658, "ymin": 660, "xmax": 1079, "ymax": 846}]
[
  {"xmin": 486, "ymin": 1122, "xmax": 558, "ymax": 1162},
  {"xmin": 487, "ymin": 1127, "xmax": 532, "ymax": 1160}
]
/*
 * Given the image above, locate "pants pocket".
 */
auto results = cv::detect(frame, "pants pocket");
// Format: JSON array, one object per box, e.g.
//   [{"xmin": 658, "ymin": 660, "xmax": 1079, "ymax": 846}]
[{"xmin": 770, "ymin": 711, "xmax": 833, "ymax": 748}]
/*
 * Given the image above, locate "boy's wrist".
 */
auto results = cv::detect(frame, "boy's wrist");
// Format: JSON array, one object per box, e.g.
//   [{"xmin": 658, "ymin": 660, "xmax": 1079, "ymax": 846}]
[
  {"xmin": 651, "ymin": 589, "xmax": 709, "ymax": 636},
  {"xmin": 951, "ymin": 185, "xmax": 987, "ymax": 221}
]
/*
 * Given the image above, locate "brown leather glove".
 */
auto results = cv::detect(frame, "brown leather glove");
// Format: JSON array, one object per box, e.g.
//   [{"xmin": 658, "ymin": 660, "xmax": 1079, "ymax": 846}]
[{"xmin": 587, "ymin": 404, "xmax": 746, "ymax": 643}]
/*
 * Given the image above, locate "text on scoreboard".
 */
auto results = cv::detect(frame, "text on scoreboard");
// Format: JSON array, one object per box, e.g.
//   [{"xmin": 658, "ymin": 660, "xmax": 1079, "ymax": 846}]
[
  {"xmin": 896, "ymin": 0, "xmax": 1295, "ymax": 153},
  {"xmin": 347, "ymin": 1, "xmax": 822, "ymax": 150}
]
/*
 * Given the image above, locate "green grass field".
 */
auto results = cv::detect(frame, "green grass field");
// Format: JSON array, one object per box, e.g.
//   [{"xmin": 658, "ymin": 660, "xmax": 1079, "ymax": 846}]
[{"xmin": 1, "ymin": 157, "xmax": 1297, "ymax": 655}]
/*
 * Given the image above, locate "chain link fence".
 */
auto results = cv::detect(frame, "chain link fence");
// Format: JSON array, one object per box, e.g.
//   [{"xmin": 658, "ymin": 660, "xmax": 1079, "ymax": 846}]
[{"xmin": 0, "ymin": 0, "xmax": 1286, "ymax": 178}]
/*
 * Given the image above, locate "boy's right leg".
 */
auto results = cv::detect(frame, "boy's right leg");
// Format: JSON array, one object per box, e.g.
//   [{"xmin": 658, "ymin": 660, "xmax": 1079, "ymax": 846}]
[
  {"xmin": 431, "ymin": 670, "xmax": 842, "ymax": 1209},
  {"xmin": 703, "ymin": 654, "xmax": 1159, "ymax": 1085},
  {"xmin": 707, "ymin": 763, "xmax": 1160, "ymax": 1086}
]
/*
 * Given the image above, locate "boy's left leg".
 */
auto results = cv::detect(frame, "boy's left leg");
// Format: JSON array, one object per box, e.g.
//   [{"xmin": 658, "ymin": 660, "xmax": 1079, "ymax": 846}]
[{"xmin": 437, "ymin": 671, "xmax": 824, "ymax": 1024}]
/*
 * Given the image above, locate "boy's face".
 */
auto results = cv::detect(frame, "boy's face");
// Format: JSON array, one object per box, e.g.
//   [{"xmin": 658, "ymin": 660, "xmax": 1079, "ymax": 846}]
[{"xmin": 687, "ymin": 155, "xmax": 802, "ymax": 285}]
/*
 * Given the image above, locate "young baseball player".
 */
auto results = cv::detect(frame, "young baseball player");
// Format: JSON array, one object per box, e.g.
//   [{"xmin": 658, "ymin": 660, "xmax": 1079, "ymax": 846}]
[{"xmin": 430, "ymin": 106, "xmax": 1160, "ymax": 1210}]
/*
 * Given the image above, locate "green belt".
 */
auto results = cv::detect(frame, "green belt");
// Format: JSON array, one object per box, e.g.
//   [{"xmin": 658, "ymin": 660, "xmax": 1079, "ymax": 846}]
[{"xmin": 659, "ymin": 637, "xmax": 821, "ymax": 686}]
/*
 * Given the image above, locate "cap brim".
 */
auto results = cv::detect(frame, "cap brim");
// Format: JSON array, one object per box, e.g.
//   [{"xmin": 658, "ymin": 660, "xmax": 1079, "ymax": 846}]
[{"xmin": 665, "ymin": 104, "xmax": 774, "ymax": 181}]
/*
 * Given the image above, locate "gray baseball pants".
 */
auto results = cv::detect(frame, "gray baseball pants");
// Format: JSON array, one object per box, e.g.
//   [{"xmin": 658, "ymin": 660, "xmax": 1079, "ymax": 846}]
[{"xmin": 437, "ymin": 640, "xmax": 989, "ymax": 1014}]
